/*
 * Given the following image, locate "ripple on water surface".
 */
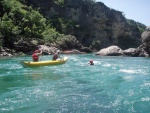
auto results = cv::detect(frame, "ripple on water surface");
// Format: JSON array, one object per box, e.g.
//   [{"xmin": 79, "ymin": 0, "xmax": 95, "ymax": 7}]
[{"xmin": 0, "ymin": 55, "xmax": 150, "ymax": 113}]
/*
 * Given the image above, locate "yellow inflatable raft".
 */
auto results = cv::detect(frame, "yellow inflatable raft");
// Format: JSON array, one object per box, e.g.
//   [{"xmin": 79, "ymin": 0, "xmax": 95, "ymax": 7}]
[{"xmin": 20, "ymin": 57, "xmax": 68, "ymax": 67}]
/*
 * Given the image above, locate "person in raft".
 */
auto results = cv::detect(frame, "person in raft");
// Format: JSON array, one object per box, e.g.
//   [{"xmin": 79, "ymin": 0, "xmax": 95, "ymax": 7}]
[
  {"xmin": 32, "ymin": 50, "xmax": 42, "ymax": 62},
  {"xmin": 88, "ymin": 60, "xmax": 94, "ymax": 65},
  {"xmin": 52, "ymin": 50, "xmax": 62, "ymax": 60}
]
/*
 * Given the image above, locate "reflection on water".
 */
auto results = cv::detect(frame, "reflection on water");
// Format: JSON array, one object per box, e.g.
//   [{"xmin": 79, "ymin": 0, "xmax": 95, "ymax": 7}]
[{"xmin": 28, "ymin": 71, "xmax": 68, "ymax": 81}]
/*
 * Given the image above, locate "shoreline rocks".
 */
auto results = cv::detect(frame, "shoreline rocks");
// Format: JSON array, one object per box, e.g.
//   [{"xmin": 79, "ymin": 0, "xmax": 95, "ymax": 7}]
[
  {"xmin": 1, "ymin": 26, "xmax": 150, "ymax": 57},
  {"xmin": 96, "ymin": 26, "xmax": 150, "ymax": 57},
  {"xmin": 62, "ymin": 49, "xmax": 86, "ymax": 54}
]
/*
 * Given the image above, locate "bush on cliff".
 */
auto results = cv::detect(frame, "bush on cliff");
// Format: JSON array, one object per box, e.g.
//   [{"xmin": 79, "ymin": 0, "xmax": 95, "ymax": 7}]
[{"xmin": 0, "ymin": 0, "xmax": 60, "ymax": 50}]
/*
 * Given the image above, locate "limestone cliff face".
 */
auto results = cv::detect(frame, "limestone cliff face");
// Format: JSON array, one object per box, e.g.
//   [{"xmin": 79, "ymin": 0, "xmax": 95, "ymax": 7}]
[
  {"xmin": 27, "ymin": 0, "xmax": 143, "ymax": 49},
  {"xmin": 95, "ymin": 26, "xmax": 150, "ymax": 57},
  {"xmin": 139, "ymin": 26, "xmax": 150, "ymax": 56}
]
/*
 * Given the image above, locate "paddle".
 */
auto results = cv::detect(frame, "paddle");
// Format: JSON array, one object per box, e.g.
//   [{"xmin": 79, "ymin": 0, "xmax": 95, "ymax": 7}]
[
  {"xmin": 39, "ymin": 50, "xmax": 43, "ymax": 61},
  {"xmin": 39, "ymin": 55, "xmax": 41, "ymax": 61}
]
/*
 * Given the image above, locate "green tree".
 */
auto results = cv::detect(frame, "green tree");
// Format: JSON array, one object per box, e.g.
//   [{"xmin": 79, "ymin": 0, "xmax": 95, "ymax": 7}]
[{"xmin": 0, "ymin": 0, "xmax": 61, "ymax": 49}]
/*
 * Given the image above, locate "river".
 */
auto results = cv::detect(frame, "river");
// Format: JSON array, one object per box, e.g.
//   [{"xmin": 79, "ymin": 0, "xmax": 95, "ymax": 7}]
[{"xmin": 0, "ymin": 54, "xmax": 150, "ymax": 113}]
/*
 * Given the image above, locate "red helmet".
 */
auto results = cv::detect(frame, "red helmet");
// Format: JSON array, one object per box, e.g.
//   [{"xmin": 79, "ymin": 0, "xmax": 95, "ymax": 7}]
[
  {"xmin": 35, "ymin": 50, "xmax": 39, "ymax": 53},
  {"xmin": 90, "ymin": 60, "xmax": 93, "ymax": 63}
]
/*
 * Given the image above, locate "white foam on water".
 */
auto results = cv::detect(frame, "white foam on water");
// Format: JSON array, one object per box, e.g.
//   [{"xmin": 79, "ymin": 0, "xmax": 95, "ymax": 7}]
[
  {"xmin": 119, "ymin": 69, "xmax": 146, "ymax": 75},
  {"xmin": 119, "ymin": 69, "xmax": 136, "ymax": 74},
  {"xmin": 128, "ymin": 90, "xmax": 135, "ymax": 96},
  {"xmin": 141, "ymin": 82, "xmax": 150, "ymax": 87},
  {"xmin": 123, "ymin": 76, "xmax": 134, "ymax": 81},
  {"xmin": 102, "ymin": 63, "xmax": 111, "ymax": 67},
  {"xmin": 141, "ymin": 97, "xmax": 150, "ymax": 101}
]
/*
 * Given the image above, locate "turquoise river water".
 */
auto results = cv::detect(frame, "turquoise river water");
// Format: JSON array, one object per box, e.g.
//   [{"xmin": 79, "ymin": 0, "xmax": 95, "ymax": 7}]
[{"xmin": 0, "ymin": 54, "xmax": 150, "ymax": 113}]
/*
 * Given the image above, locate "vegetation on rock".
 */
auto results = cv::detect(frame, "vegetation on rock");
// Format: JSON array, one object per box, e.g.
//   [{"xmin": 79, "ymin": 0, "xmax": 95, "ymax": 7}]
[
  {"xmin": 0, "ymin": 0, "xmax": 147, "ymax": 55},
  {"xmin": 0, "ymin": 0, "xmax": 61, "ymax": 50}
]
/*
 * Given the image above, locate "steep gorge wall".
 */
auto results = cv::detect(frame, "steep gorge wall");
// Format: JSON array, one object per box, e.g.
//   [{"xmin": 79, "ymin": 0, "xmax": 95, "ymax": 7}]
[{"xmin": 27, "ymin": 0, "xmax": 142, "ymax": 50}]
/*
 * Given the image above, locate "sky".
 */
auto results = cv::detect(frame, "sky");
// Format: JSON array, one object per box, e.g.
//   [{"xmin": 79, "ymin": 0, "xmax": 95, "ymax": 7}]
[{"xmin": 95, "ymin": 0, "xmax": 150, "ymax": 26}]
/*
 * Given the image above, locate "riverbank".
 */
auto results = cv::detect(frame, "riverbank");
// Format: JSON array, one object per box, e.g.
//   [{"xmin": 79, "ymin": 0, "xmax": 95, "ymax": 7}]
[{"xmin": 1, "ymin": 26, "xmax": 150, "ymax": 58}]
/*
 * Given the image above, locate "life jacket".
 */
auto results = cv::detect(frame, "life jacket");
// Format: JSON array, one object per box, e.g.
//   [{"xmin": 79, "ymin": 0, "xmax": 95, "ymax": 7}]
[
  {"xmin": 90, "ymin": 62, "xmax": 94, "ymax": 65},
  {"xmin": 53, "ymin": 53, "xmax": 58, "ymax": 60},
  {"xmin": 32, "ymin": 53, "xmax": 38, "ymax": 61}
]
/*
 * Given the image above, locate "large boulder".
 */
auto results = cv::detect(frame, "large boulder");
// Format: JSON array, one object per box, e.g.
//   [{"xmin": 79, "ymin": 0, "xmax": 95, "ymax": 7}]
[
  {"xmin": 14, "ymin": 38, "xmax": 45, "ymax": 54},
  {"xmin": 95, "ymin": 45, "xmax": 123, "ymax": 56},
  {"xmin": 38, "ymin": 45, "xmax": 58, "ymax": 55},
  {"xmin": 139, "ymin": 26, "xmax": 150, "ymax": 57},
  {"xmin": 141, "ymin": 26, "xmax": 150, "ymax": 42},
  {"xmin": 123, "ymin": 48, "xmax": 140, "ymax": 57},
  {"xmin": 0, "ymin": 48, "xmax": 13, "ymax": 57},
  {"xmin": 55, "ymin": 35, "xmax": 82, "ymax": 50}
]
